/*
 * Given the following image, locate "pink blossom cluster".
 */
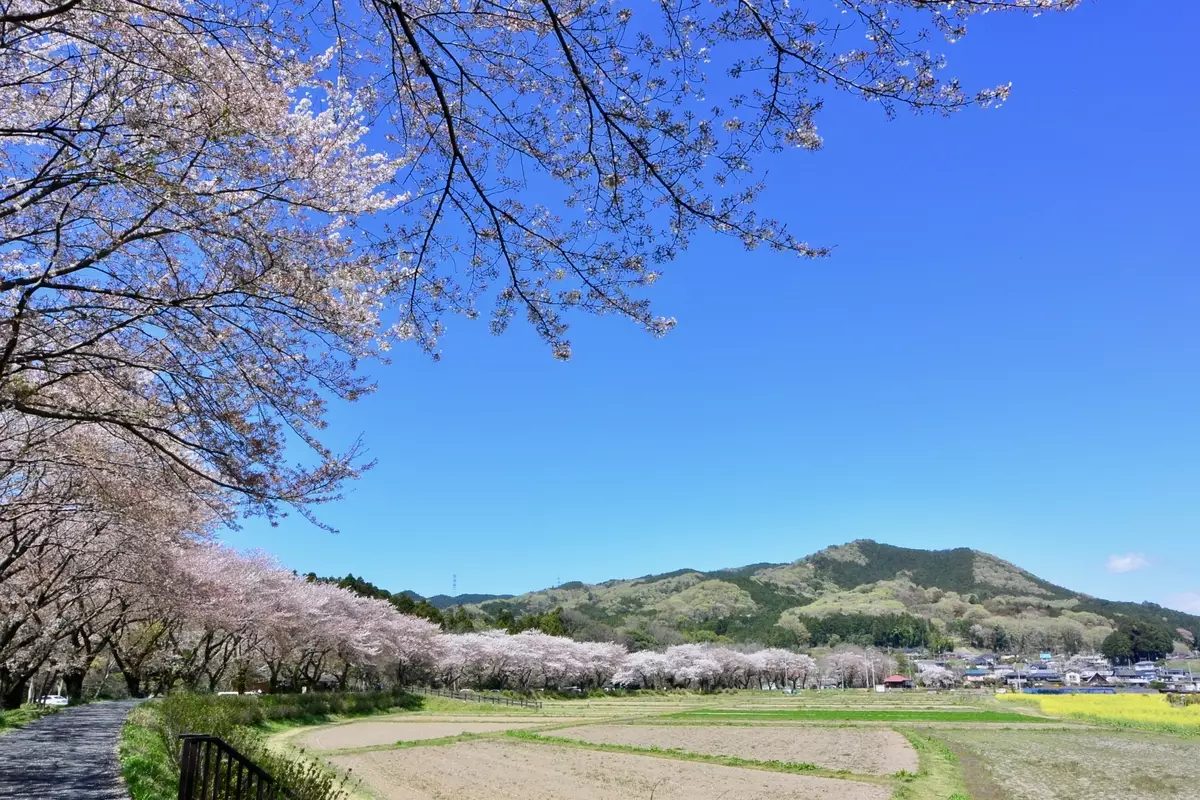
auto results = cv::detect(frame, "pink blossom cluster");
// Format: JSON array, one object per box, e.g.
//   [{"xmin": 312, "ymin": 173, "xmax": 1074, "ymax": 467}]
[
  {"xmin": 434, "ymin": 630, "xmax": 626, "ymax": 692},
  {"xmin": 612, "ymin": 645, "xmax": 819, "ymax": 691}
]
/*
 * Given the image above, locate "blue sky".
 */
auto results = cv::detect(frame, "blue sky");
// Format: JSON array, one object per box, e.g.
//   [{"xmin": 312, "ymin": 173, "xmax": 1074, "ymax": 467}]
[{"xmin": 224, "ymin": 1, "xmax": 1200, "ymax": 614}]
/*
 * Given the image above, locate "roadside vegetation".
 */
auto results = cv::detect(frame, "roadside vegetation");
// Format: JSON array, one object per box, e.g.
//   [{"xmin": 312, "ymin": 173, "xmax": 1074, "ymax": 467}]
[
  {"xmin": 0, "ymin": 704, "xmax": 57, "ymax": 734},
  {"xmin": 119, "ymin": 690, "xmax": 422, "ymax": 800}
]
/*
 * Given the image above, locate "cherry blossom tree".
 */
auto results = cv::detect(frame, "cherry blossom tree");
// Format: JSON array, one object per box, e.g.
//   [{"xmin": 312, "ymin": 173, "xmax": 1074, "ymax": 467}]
[
  {"xmin": 916, "ymin": 664, "xmax": 957, "ymax": 689},
  {"xmin": 366, "ymin": 597, "xmax": 443, "ymax": 689},
  {"xmin": 578, "ymin": 641, "xmax": 627, "ymax": 689},
  {"xmin": 0, "ymin": 0, "xmax": 402, "ymax": 519},
  {"xmin": 611, "ymin": 650, "xmax": 669, "ymax": 690},
  {"xmin": 1, "ymin": 0, "xmax": 1084, "ymax": 529},
  {"xmin": 819, "ymin": 646, "xmax": 897, "ymax": 689},
  {"xmin": 751, "ymin": 648, "xmax": 818, "ymax": 690},
  {"xmin": 0, "ymin": 417, "xmax": 214, "ymax": 706}
]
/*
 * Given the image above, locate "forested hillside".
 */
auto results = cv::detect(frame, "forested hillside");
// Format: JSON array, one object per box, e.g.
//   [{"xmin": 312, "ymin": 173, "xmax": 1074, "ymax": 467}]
[{"xmin": 454, "ymin": 541, "xmax": 1199, "ymax": 655}]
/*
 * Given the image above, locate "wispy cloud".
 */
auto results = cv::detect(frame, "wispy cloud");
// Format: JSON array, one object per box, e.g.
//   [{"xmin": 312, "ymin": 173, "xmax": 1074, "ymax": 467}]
[
  {"xmin": 1105, "ymin": 553, "xmax": 1150, "ymax": 574},
  {"xmin": 1167, "ymin": 592, "xmax": 1200, "ymax": 615}
]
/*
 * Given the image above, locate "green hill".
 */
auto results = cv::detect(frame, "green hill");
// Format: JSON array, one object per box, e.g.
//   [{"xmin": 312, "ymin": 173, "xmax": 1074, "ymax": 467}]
[
  {"xmin": 467, "ymin": 541, "xmax": 1200, "ymax": 654},
  {"xmin": 424, "ymin": 592, "xmax": 512, "ymax": 609}
]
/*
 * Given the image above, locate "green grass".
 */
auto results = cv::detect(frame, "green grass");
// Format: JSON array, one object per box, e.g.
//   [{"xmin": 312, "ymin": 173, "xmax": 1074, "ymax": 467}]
[
  {"xmin": 0, "ymin": 704, "xmax": 58, "ymax": 734},
  {"xmin": 890, "ymin": 729, "xmax": 971, "ymax": 800},
  {"xmin": 119, "ymin": 706, "xmax": 177, "ymax": 800},
  {"xmin": 669, "ymin": 708, "xmax": 1048, "ymax": 723}
]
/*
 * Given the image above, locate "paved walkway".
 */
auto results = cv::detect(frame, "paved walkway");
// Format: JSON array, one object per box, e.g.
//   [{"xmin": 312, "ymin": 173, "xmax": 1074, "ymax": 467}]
[{"xmin": 0, "ymin": 700, "xmax": 140, "ymax": 799}]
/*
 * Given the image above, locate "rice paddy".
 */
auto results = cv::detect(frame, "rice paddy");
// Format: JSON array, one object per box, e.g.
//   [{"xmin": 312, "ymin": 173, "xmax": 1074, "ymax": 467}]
[{"xmin": 269, "ymin": 690, "xmax": 1200, "ymax": 800}]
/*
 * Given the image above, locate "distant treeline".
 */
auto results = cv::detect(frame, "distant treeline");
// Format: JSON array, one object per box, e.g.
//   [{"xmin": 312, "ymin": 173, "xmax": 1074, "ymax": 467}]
[{"xmin": 307, "ymin": 573, "xmax": 565, "ymax": 636}]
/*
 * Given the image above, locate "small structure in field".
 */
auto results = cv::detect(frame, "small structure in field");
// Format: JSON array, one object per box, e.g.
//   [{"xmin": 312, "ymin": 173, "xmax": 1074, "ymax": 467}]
[{"xmin": 882, "ymin": 675, "xmax": 911, "ymax": 690}]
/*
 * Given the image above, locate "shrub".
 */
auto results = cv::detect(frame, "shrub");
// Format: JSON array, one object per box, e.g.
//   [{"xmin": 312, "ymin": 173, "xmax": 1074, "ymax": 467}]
[
  {"xmin": 122, "ymin": 689, "xmax": 421, "ymax": 800},
  {"xmin": 119, "ymin": 706, "xmax": 177, "ymax": 800}
]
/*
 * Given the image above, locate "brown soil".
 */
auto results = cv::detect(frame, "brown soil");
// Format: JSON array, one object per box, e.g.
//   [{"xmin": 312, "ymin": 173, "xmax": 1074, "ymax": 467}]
[
  {"xmin": 330, "ymin": 739, "xmax": 891, "ymax": 800},
  {"xmin": 547, "ymin": 724, "xmax": 917, "ymax": 776},
  {"xmin": 298, "ymin": 721, "xmax": 543, "ymax": 751}
]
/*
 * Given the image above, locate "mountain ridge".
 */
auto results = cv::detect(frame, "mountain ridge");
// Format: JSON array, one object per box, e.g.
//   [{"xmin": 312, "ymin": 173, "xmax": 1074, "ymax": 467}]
[{"xmin": 442, "ymin": 540, "xmax": 1198, "ymax": 653}]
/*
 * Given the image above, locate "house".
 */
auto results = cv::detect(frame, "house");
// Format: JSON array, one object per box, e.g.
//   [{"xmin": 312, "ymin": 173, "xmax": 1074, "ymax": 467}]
[
  {"xmin": 1083, "ymin": 672, "xmax": 1109, "ymax": 686},
  {"xmin": 1070, "ymin": 656, "xmax": 1109, "ymax": 671},
  {"xmin": 963, "ymin": 669, "xmax": 994, "ymax": 685},
  {"xmin": 1134, "ymin": 661, "xmax": 1161, "ymax": 679},
  {"xmin": 1008, "ymin": 670, "xmax": 1063, "ymax": 687},
  {"xmin": 1064, "ymin": 671, "xmax": 1082, "ymax": 686},
  {"xmin": 882, "ymin": 675, "xmax": 912, "ymax": 690},
  {"xmin": 1110, "ymin": 667, "xmax": 1151, "ymax": 687}
]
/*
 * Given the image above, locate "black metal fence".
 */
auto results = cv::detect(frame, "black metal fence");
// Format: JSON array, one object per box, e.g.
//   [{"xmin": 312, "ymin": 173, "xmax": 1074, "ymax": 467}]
[
  {"xmin": 406, "ymin": 685, "xmax": 542, "ymax": 709},
  {"xmin": 178, "ymin": 734, "xmax": 295, "ymax": 800}
]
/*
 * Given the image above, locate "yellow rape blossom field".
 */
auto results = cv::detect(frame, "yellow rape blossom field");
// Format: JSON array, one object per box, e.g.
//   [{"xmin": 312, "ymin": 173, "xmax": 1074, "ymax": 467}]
[{"xmin": 1001, "ymin": 693, "xmax": 1200, "ymax": 736}]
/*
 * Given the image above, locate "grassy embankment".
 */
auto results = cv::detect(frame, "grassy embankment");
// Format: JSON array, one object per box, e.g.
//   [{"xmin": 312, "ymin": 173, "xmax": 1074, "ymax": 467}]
[{"xmin": 119, "ymin": 690, "xmax": 423, "ymax": 800}]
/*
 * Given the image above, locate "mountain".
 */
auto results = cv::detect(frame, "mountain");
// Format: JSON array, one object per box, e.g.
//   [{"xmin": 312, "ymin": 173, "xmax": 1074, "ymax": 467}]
[
  {"xmin": 308, "ymin": 574, "xmax": 507, "ymax": 615},
  {"xmin": 466, "ymin": 541, "xmax": 1200, "ymax": 652},
  {"xmin": 423, "ymin": 592, "xmax": 512, "ymax": 609}
]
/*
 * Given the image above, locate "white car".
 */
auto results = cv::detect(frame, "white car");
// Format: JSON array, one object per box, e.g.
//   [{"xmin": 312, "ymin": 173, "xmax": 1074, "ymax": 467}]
[{"xmin": 38, "ymin": 695, "xmax": 69, "ymax": 707}]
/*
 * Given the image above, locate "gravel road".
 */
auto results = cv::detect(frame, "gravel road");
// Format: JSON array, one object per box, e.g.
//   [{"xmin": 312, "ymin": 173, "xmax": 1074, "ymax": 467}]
[{"xmin": 0, "ymin": 699, "xmax": 140, "ymax": 799}]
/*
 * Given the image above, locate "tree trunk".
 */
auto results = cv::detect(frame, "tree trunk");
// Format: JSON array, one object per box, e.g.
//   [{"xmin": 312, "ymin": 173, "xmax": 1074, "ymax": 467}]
[
  {"xmin": 62, "ymin": 670, "xmax": 86, "ymax": 703},
  {"xmin": 1, "ymin": 678, "xmax": 28, "ymax": 711}
]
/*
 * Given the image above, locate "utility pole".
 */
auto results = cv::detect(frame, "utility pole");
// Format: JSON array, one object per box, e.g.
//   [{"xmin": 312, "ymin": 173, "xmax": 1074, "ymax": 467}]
[{"xmin": 452, "ymin": 574, "xmax": 457, "ymax": 594}]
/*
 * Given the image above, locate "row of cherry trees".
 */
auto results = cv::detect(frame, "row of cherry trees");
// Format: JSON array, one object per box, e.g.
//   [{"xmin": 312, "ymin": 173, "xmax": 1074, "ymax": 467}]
[{"xmin": 5, "ymin": 519, "xmax": 908, "ymax": 704}]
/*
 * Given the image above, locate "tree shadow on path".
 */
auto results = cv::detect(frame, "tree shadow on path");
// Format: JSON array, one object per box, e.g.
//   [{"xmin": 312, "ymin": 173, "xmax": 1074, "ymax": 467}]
[{"xmin": 0, "ymin": 700, "xmax": 140, "ymax": 799}]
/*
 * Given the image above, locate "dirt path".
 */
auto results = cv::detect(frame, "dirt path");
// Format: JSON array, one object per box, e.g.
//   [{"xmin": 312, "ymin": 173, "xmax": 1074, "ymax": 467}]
[{"xmin": 0, "ymin": 700, "xmax": 139, "ymax": 799}]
